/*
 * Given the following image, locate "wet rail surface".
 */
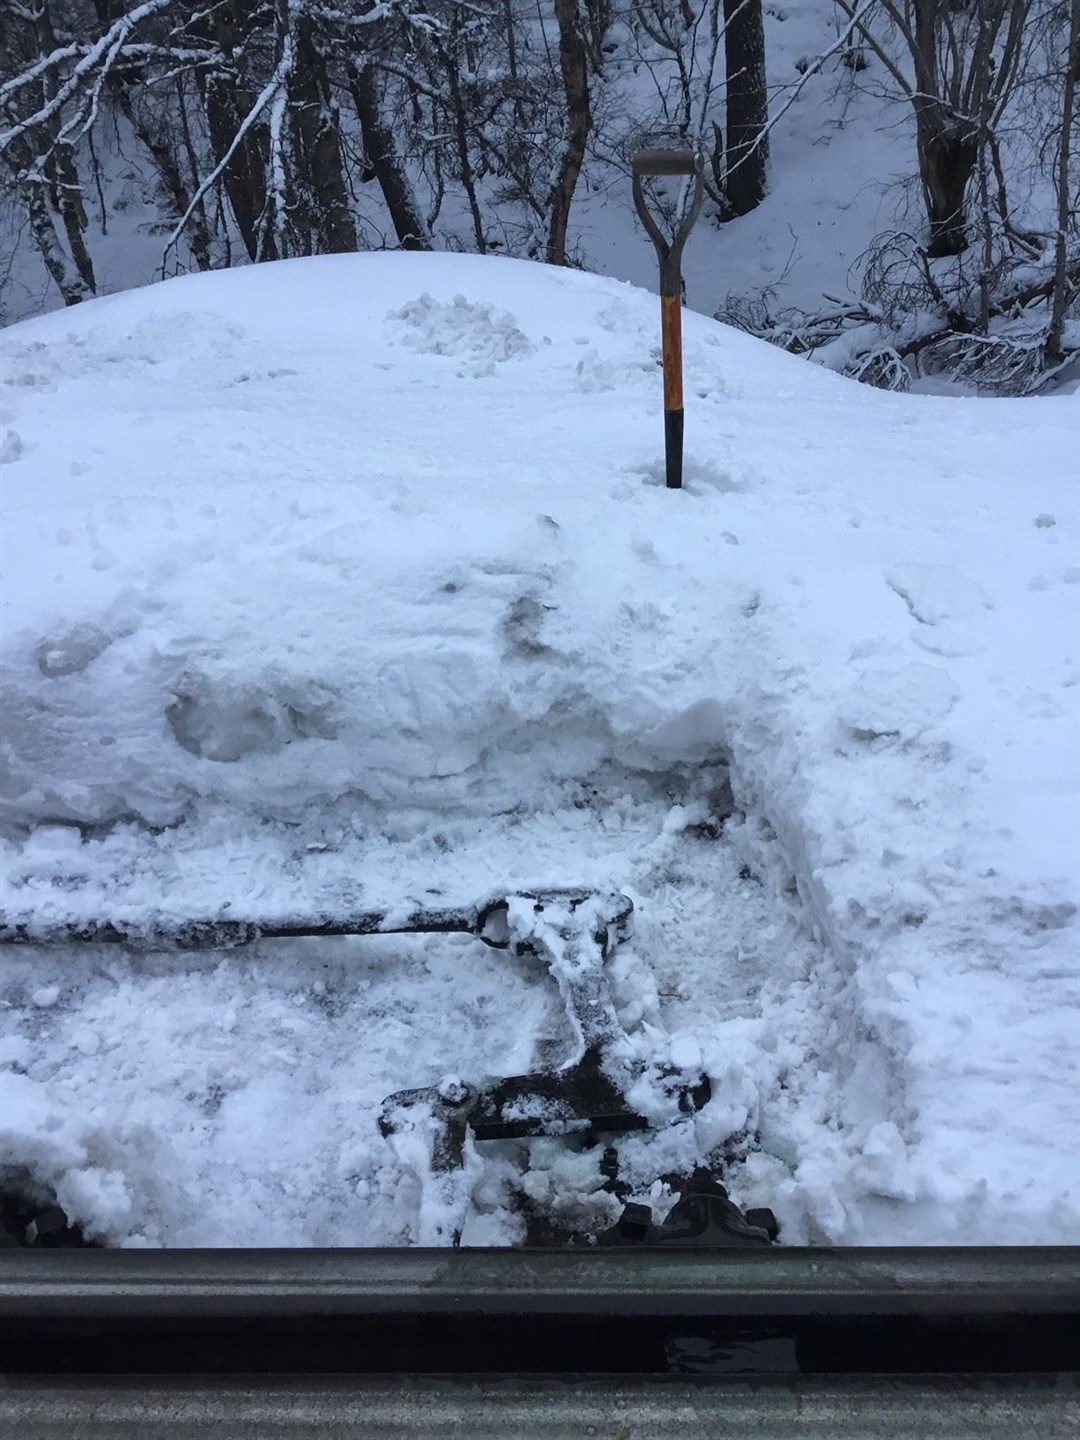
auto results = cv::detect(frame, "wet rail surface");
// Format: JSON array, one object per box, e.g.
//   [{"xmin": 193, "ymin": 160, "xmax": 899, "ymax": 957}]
[{"xmin": 2, "ymin": 1247, "xmax": 1077, "ymax": 1375}]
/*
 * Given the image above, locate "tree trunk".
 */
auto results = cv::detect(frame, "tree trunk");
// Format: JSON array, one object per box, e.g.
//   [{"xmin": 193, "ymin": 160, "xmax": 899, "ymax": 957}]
[
  {"xmin": 31, "ymin": 0, "xmax": 96, "ymax": 294},
  {"xmin": 916, "ymin": 102, "xmax": 978, "ymax": 256},
  {"xmin": 287, "ymin": 16, "xmax": 357, "ymax": 254},
  {"xmin": 722, "ymin": 0, "xmax": 768, "ymax": 218},
  {"xmin": 203, "ymin": 74, "xmax": 275, "ymax": 262},
  {"xmin": 46, "ymin": 143, "xmax": 96, "ymax": 292},
  {"xmin": 1046, "ymin": 0, "xmax": 1080, "ymax": 363},
  {"xmin": 547, "ymin": 0, "xmax": 591, "ymax": 267},
  {"xmin": 908, "ymin": 2, "xmax": 978, "ymax": 257},
  {"xmin": 190, "ymin": 0, "xmax": 275, "ymax": 263},
  {"xmin": 350, "ymin": 66, "xmax": 431, "ymax": 250},
  {"xmin": 21, "ymin": 174, "xmax": 95, "ymax": 305},
  {"xmin": 90, "ymin": 0, "xmax": 212, "ymax": 271},
  {"xmin": 174, "ymin": 79, "xmax": 215, "ymax": 270},
  {"xmin": 582, "ymin": 0, "xmax": 613, "ymax": 73},
  {"xmin": 442, "ymin": 37, "xmax": 487, "ymax": 254}
]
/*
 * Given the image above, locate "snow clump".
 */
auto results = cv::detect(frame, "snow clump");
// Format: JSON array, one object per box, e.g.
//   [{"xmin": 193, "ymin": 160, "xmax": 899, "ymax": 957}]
[{"xmin": 387, "ymin": 292, "xmax": 533, "ymax": 376}]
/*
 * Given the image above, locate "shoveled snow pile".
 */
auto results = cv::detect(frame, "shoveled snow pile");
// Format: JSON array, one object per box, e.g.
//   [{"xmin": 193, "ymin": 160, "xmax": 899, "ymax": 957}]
[{"xmin": 1, "ymin": 253, "xmax": 1077, "ymax": 1247}]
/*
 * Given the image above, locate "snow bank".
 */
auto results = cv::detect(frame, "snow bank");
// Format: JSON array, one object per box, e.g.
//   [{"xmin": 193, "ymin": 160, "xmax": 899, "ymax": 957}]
[{"xmin": 1, "ymin": 253, "xmax": 1077, "ymax": 1245}]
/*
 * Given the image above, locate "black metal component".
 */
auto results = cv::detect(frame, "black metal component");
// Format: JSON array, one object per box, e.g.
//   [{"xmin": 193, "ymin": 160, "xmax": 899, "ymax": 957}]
[
  {"xmin": 0, "ymin": 887, "xmax": 630, "ymax": 954},
  {"xmin": 0, "ymin": 916, "xmax": 265, "ymax": 950},
  {"xmin": 597, "ymin": 1173, "xmax": 777, "ymax": 1250},
  {"xmin": 671, "ymin": 1065, "xmax": 712, "ymax": 1114},
  {"xmin": 596, "ymin": 1144, "xmax": 634, "ymax": 1208},
  {"xmin": 745, "ymin": 1207, "xmax": 782, "ymax": 1243},
  {"xmin": 4, "ymin": 884, "xmax": 714, "ymax": 1246},
  {"xmin": 0, "ymin": 907, "xmax": 478, "ymax": 951},
  {"xmin": 376, "ymin": 892, "xmax": 713, "ymax": 1241},
  {"xmin": 0, "ymin": 1194, "xmax": 95, "ymax": 1252},
  {"xmin": 664, "ymin": 407, "xmax": 684, "ymax": 488},
  {"xmin": 378, "ymin": 1083, "xmax": 477, "ymax": 1172},
  {"xmin": 604, "ymin": 1201, "xmax": 654, "ymax": 1244},
  {"xmin": 469, "ymin": 1047, "xmax": 650, "ymax": 1142},
  {"xmin": 654, "ymin": 1189, "xmax": 775, "ymax": 1248}
]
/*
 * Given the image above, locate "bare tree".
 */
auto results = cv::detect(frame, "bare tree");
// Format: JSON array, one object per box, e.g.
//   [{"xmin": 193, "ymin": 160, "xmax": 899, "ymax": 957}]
[
  {"xmin": 722, "ymin": 0, "xmax": 767, "ymax": 216},
  {"xmin": 547, "ymin": 0, "xmax": 592, "ymax": 265},
  {"xmin": 833, "ymin": 0, "xmax": 1032, "ymax": 255},
  {"xmin": 0, "ymin": 0, "xmax": 100, "ymax": 302},
  {"xmin": 1046, "ymin": 0, "xmax": 1080, "ymax": 361},
  {"xmin": 192, "ymin": 0, "xmax": 277, "ymax": 263},
  {"xmin": 282, "ymin": 7, "xmax": 357, "ymax": 255},
  {"xmin": 0, "ymin": 0, "xmax": 1069, "ymax": 344},
  {"xmin": 349, "ymin": 63, "xmax": 431, "ymax": 250}
]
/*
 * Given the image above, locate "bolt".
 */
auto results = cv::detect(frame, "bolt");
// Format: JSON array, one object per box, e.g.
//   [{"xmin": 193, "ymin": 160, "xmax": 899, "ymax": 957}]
[{"xmin": 437, "ymin": 1076, "xmax": 471, "ymax": 1106}]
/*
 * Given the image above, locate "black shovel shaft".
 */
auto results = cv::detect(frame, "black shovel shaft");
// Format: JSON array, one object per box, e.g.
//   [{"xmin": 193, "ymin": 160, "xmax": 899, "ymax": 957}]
[
  {"xmin": 665, "ymin": 408, "xmax": 684, "ymax": 490},
  {"xmin": 0, "ymin": 908, "xmax": 480, "ymax": 951},
  {"xmin": 0, "ymin": 889, "xmax": 632, "ymax": 954}
]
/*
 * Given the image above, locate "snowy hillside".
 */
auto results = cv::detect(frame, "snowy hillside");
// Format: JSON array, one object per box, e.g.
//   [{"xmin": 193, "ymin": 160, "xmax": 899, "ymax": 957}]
[{"xmin": 1, "ymin": 252, "xmax": 1078, "ymax": 1247}]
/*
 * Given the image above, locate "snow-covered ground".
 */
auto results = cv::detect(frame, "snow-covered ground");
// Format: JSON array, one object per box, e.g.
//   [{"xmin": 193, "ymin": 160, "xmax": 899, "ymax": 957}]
[{"xmin": 1, "ymin": 252, "xmax": 1078, "ymax": 1247}]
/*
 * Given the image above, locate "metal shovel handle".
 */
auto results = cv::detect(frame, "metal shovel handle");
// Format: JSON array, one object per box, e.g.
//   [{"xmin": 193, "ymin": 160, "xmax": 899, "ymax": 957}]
[{"xmin": 631, "ymin": 149, "xmax": 705, "ymax": 295}]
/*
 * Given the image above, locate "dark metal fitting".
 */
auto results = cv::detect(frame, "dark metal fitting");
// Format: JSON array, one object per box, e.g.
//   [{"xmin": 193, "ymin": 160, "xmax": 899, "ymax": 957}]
[
  {"xmin": 631, "ymin": 149, "xmax": 700, "ymax": 177},
  {"xmin": 631, "ymin": 148, "xmax": 705, "ymax": 296},
  {"xmin": 613, "ymin": 1202, "xmax": 654, "ymax": 1242},
  {"xmin": 436, "ymin": 1077, "xmax": 472, "ymax": 1107}
]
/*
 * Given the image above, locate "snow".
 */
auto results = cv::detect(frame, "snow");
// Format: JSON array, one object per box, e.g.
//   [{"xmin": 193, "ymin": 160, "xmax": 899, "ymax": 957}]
[{"xmin": 1, "ymin": 250, "xmax": 1078, "ymax": 1248}]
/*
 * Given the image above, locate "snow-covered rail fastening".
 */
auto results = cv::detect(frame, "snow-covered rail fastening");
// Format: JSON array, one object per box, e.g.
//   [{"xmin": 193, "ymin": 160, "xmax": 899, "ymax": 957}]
[{"xmin": 0, "ymin": 888, "xmax": 778, "ymax": 1248}]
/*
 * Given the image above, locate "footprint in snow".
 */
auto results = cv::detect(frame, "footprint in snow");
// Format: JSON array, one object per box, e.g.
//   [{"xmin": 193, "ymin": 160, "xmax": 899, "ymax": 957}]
[
  {"xmin": 886, "ymin": 562, "xmax": 993, "ymax": 659},
  {"xmin": 36, "ymin": 623, "xmax": 117, "ymax": 678},
  {"xmin": 838, "ymin": 663, "xmax": 960, "ymax": 744},
  {"xmin": 1, "ymin": 429, "xmax": 24, "ymax": 464}
]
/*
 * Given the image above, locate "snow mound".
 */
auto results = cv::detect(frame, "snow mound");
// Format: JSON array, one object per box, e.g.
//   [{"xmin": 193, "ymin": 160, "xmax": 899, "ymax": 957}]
[
  {"xmin": 1, "ymin": 252, "xmax": 1078, "ymax": 1247},
  {"xmin": 386, "ymin": 291, "xmax": 533, "ymax": 376}
]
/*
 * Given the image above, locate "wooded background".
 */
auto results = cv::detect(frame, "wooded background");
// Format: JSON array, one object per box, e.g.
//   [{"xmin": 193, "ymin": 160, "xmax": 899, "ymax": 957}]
[{"xmin": 1, "ymin": 1, "xmax": 1078, "ymax": 388}]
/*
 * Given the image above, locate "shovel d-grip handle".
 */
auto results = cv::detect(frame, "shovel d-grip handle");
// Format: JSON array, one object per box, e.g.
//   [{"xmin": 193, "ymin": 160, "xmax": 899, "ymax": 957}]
[{"xmin": 632, "ymin": 149, "xmax": 704, "ymax": 489}]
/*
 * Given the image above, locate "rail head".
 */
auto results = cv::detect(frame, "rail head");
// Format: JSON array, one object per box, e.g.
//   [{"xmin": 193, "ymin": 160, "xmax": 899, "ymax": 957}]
[
  {"xmin": 3, "ymin": 1246, "xmax": 1078, "ymax": 1318},
  {"xmin": 3, "ymin": 1247, "xmax": 1077, "ymax": 1379}
]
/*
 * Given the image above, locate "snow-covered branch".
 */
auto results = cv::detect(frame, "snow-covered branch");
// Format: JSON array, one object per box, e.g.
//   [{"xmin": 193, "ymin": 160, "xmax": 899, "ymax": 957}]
[
  {"xmin": 0, "ymin": 0, "xmax": 180, "ymax": 152},
  {"xmin": 162, "ymin": 45, "xmax": 293, "ymax": 261}
]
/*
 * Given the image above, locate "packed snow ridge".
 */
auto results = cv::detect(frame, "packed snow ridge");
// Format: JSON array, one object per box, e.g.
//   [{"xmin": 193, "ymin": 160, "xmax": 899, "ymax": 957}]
[{"xmin": 1, "ymin": 253, "xmax": 1077, "ymax": 1247}]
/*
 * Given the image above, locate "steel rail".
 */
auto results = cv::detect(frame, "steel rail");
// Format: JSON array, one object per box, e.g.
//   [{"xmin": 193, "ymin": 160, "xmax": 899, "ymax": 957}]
[
  {"xmin": 3, "ymin": 1374, "xmax": 1079, "ymax": 1440},
  {"xmin": 3, "ymin": 1247, "xmax": 1077, "ymax": 1379},
  {"xmin": 3, "ymin": 1246, "xmax": 1077, "ymax": 1318}
]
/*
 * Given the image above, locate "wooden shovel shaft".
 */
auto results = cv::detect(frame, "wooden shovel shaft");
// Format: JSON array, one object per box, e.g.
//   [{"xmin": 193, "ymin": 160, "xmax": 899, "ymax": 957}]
[
  {"xmin": 661, "ymin": 293, "xmax": 683, "ymax": 410},
  {"xmin": 661, "ymin": 292, "xmax": 684, "ymax": 488}
]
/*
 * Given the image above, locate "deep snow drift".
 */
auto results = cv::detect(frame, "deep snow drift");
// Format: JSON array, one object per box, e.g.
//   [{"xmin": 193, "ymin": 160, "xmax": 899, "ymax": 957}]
[{"xmin": 1, "ymin": 253, "xmax": 1078, "ymax": 1246}]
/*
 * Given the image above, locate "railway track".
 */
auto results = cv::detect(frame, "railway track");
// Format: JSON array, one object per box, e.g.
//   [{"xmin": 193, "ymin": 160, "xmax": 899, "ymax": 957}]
[{"xmin": 1, "ymin": 1247, "xmax": 1077, "ymax": 1435}]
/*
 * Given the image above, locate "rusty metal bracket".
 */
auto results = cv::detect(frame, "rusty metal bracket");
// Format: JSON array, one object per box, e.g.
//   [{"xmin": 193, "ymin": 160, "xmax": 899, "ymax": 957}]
[{"xmin": 377, "ymin": 890, "xmax": 711, "ymax": 1244}]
